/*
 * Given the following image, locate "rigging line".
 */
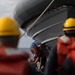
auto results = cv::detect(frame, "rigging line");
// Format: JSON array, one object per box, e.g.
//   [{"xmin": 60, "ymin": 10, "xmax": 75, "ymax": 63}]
[
  {"xmin": 19, "ymin": 29, "xmax": 27, "ymax": 39},
  {"xmin": 19, "ymin": 0, "xmax": 55, "ymax": 39},
  {"xmin": 27, "ymin": 0, "xmax": 55, "ymax": 31}
]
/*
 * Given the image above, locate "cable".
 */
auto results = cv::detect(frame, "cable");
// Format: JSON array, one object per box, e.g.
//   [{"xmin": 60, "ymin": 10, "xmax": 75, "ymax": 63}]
[
  {"xmin": 19, "ymin": 0, "xmax": 55, "ymax": 39},
  {"xmin": 19, "ymin": 29, "xmax": 27, "ymax": 39}
]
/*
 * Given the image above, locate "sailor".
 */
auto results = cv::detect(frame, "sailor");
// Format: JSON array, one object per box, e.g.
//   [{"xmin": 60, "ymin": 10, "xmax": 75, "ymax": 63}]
[
  {"xmin": 0, "ymin": 16, "xmax": 38, "ymax": 75},
  {"xmin": 44, "ymin": 18, "xmax": 75, "ymax": 75}
]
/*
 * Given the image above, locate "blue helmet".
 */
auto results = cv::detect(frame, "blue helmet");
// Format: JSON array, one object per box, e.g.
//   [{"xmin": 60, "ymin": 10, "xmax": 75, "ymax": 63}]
[
  {"xmin": 30, "ymin": 42, "xmax": 37, "ymax": 53},
  {"xmin": 30, "ymin": 42, "xmax": 37, "ymax": 48}
]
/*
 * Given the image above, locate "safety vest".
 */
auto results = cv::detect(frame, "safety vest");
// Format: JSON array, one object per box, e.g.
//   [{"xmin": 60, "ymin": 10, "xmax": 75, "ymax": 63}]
[
  {"xmin": 34, "ymin": 47, "xmax": 40, "ymax": 57},
  {"xmin": 57, "ymin": 35, "xmax": 75, "ymax": 71},
  {"xmin": 0, "ymin": 47, "xmax": 29, "ymax": 75},
  {"xmin": 34, "ymin": 46, "xmax": 46, "ymax": 58}
]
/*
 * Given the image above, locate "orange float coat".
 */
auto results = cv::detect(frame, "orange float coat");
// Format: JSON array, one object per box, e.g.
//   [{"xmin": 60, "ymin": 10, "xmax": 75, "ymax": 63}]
[
  {"xmin": 57, "ymin": 35, "xmax": 75, "ymax": 70},
  {"xmin": 0, "ymin": 47, "xmax": 30, "ymax": 75}
]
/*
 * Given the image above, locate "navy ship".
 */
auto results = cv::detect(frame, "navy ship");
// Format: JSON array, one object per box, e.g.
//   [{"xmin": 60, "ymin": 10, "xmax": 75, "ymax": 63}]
[{"xmin": 14, "ymin": 0, "xmax": 75, "ymax": 47}]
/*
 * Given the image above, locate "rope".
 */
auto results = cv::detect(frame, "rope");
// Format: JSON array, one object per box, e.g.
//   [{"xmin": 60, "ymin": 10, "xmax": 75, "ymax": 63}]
[
  {"xmin": 19, "ymin": 29, "xmax": 27, "ymax": 39},
  {"xmin": 27, "ymin": 0, "xmax": 54, "ymax": 31},
  {"xmin": 19, "ymin": 0, "xmax": 55, "ymax": 39}
]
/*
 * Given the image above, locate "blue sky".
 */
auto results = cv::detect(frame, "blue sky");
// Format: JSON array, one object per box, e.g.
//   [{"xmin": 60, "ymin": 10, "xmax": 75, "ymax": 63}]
[{"xmin": 0, "ymin": 0, "xmax": 34, "ymax": 48}]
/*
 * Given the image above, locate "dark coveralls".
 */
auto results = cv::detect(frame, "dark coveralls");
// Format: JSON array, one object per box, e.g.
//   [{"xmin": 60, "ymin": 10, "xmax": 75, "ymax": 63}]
[
  {"xmin": 58, "ymin": 57, "xmax": 75, "ymax": 75},
  {"xmin": 38, "ymin": 49, "xmax": 46, "ymax": 67},
  {"xmin": 44, "ymin": 45, "xmax": 58, "ymax": 75}
]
